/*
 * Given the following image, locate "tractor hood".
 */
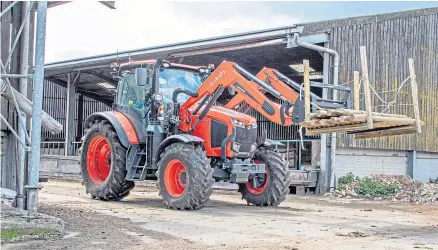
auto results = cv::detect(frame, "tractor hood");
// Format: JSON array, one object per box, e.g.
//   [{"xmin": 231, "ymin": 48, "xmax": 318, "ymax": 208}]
[{"xmin": 189, "ymin": 105, "xmax": 256, "ymax": 126}]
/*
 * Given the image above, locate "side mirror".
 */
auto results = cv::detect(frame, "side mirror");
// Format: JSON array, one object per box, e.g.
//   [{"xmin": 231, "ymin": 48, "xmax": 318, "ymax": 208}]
[{"xmin": 135, "ymin": 68, "xmax": 148, "ymax": 86}]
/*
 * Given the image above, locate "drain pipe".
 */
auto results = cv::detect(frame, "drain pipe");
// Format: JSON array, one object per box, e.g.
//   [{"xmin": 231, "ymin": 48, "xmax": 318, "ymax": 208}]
[{"xmin": 293, "ymin": 33, "xmax": 339, "ymax": 193}]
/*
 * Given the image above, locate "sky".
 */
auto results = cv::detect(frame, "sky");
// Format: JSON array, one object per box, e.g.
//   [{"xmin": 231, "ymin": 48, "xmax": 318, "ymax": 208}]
[{"xmin": 44, "ymin": 1, "xmax": 438, "ymax": 63}]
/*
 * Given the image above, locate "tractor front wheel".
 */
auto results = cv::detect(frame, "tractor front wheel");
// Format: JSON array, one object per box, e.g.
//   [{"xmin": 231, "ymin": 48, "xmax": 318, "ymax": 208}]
[
  {"xmin": 157, "ymin": 143, "xmax": 214, "ymax": 210},
  {"xmin": 80, "ymin": 120, "xmax": 134, "ymax": 201},
  {"xmin": 239, "ymin": 149, "xmax": 292, "ymax": 206}
]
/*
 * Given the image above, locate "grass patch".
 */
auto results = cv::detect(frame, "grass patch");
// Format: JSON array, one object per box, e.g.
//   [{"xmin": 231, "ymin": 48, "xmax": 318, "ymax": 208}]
[
  {"xmin": 1, "ymin": 228, "xmax": 57, "ymax": 242},
  {"xmin": 336, "ymin": 173, "xmax": 357, "ymax": 190},
  {"xmin": 356, "ymin": 177, "xmax": 399, "ymax": 196},
  {"xmin": 1, "ymin": 229, "xmax": 20, "ymax": 241}
]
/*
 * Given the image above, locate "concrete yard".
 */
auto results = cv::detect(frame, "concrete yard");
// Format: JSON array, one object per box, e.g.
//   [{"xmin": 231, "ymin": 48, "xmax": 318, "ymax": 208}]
[{"xmin": 3, "ymin": 179, "xmax": 438, "ymax": 250}]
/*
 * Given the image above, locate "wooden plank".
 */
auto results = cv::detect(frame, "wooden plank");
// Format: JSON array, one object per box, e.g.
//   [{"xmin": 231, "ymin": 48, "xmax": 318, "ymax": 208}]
[
  {"xmin": 360, "ymin": 46, "xmax": 374, "ymax": 129},
  {"xmin": 323, "ymin": 108, "xmax": 408, "ymax": 118},
  {"xmin": 303, "ymin": 60, "xmax": 311, "ymax": 120},
  {"xmin": 305, "ymin": 123, "xmax": 371, "ymax": 135},
  {"xmin": 353, "ymin": 126, "xmax": 417, "ymax": 139},
  {"xmin": 408, "ymin": 58, "xmax": 422, "ymax": 134},
  {"xmin": 353, "ymin": 71, "xmax": 360, "ymax": 110}
]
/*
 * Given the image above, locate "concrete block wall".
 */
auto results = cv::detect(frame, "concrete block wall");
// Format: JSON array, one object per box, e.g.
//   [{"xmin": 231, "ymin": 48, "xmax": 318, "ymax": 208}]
[{"xmin": 334, "ymin": 147, "xmax": 438, "ymax": 182}]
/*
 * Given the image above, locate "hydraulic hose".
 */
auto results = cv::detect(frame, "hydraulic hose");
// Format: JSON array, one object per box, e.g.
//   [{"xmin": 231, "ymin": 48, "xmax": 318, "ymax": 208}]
[{"xmin": 172, "ymin": 88, "xmax": 198, "ymax": 103}]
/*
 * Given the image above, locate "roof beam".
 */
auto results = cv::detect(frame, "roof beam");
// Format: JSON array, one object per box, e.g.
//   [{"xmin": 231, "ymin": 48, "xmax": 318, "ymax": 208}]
[
  {"xmin": 99, "ymin": 1, "xmax": 116, "ymax": 9},
  {"xmin": 82, "ymin": 70, "xmax": 117, "ymax": 87},
  {"xmin": 48, "ymin": 1, "xmax": 71, "ymax": 8}
]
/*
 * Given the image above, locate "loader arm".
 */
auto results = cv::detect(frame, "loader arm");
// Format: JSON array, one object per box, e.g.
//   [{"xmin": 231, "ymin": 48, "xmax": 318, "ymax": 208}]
[
  {"xmin": 179, "ymin": 61, "xmax": 294, "ymax": 131},
  {"xmin": 224, "ymin": 67, "xmax": 301, "ymax": 112}
]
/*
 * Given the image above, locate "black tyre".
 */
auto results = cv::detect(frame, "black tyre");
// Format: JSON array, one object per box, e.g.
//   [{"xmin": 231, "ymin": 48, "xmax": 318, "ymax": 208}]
[
  {"xmin": 238, "ymin": 149, "xmax": 292, "ymax": 206},
  {"xmin": 157, "ymin": 143, "xmax": 214, "ymax": 210},
  {"xmin": 79, "ymin": 120, "xmax": 134, "ymax": 201}
]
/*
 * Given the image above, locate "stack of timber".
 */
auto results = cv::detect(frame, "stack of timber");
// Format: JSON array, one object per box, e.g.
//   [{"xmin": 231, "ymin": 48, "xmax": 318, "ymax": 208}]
[{"xmin": 300, "ymin": 108, "xmax": 424, "ymax": 139}]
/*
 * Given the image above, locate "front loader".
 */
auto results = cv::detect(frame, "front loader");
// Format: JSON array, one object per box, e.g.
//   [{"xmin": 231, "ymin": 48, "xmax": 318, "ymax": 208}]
[
  {"xmin": 79, "ymin": 59, "xmax": 292, "ymax": 210},
  {"xmin": 223, "ymin": 64, "xmax": 423, "ymax": 140}
]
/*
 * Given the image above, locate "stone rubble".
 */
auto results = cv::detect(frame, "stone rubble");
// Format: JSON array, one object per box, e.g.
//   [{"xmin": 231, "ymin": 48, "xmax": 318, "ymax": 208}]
[{"xmin": 327, "ymin": 174, "xmax": 438, "ymax": 204}]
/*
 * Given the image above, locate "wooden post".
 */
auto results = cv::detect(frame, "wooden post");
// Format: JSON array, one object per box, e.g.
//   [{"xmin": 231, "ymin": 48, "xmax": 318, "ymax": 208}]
[
  {"xmin": 303, "ymin": 60, "xmax": 311, "ymax": 120},
  {"xmin": 353, "ymin": 71, "xmax": 360, "ymax": 111},
  {"xmin": 408, "ymin": 58, "xmax": 422, "ymax": 133},
  {"xmin": 359, "ymin": 46, "xmax": 373, "ymax": 129}
]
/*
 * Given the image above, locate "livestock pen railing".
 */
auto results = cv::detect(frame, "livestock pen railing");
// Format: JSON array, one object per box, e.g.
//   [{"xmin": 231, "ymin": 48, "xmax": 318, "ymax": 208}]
[{"xmin": 40, "ymin": 141, "xmax": 81, "ymax": 156}]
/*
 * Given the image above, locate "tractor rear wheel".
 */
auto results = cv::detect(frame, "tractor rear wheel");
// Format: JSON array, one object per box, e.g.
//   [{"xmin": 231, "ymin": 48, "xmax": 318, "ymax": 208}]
[
  {"xmin": 157, "ymin": 143, "xmax": 214, "ymax": 210},
  {"xmin": 80, "ymin": 120, "xmax": 134, "ymax": 201},
  {"xmin": 239, "ymin": 149, "xmax": 292, "ymax": 206}
]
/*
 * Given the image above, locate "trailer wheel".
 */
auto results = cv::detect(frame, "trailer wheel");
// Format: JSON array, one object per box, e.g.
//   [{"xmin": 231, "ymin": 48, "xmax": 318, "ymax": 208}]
[
  {"xmin": 157, "ymin": 143, "xmax": 214, "ymax": 210},
  {"xmin": 80, "ymin": 120, "xmax": 134, "ymax": 201},
  {"xmin": 239, "ymin": 149, "xmax": 292, "ymax": 206}
]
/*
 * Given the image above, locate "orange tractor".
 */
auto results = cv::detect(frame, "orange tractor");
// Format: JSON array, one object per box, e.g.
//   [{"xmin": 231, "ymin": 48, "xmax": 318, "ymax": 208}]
[
  {"xmin": 80, "ymin": 59, "xmax": 298, "ymax": 210},
  {"xmin": 80, "ymin": 56, "xmax": 420, "ymax": 210}
]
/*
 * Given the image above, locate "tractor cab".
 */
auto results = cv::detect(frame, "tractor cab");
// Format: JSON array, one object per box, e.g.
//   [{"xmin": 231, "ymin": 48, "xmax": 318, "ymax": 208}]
[{"xmin": 113, "ymin": 60, "xmax": 208, "ymax": 128}]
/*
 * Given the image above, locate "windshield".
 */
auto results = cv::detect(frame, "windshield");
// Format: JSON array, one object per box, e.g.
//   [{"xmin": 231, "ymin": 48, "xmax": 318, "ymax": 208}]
[{"xmin": 159, "ymin": 68, "xmax": 202, "ymax": 103}]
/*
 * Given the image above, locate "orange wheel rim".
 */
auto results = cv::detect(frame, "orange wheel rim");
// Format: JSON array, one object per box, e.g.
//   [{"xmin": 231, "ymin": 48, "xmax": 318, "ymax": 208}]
[
  {"xmin": 164, "ymin": 159, "xmax": 187, "ymax": 197},
  {"xmin": 86, "ymin": 136, "xmax": 111, "ymax": 184},
  {"xmin": 245, "ymin": 160, "xmax": 269, "ymax": 195}
]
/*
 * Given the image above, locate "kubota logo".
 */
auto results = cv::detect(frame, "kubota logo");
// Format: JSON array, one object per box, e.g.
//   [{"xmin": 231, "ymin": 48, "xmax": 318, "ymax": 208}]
[{"xmin": 210, "ymin": 70, "xmax": 225, "ymax": 86}]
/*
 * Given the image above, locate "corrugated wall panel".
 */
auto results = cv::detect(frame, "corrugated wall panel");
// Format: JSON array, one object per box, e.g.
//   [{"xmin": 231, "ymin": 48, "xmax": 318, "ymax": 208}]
[{"xmin": 330, "ymin": 13, "xmax": 438, "ymax": 152}]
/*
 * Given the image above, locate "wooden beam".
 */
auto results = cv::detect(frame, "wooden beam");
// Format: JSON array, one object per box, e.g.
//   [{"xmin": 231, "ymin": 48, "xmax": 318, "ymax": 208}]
[
  {"xmin": 353, "ymin": 125, "xmax": 417, "ymax": 139},
  {"xmin": 359, "ymin": 46, "xmax": 373, "ymax": 129},
  {"xmin": 303, "ymin": 60, "xmax": 311, "ymax": 120},
  {"xmin": 353, "ymin": 71, "xmax": 360, "ymax": 110},
  {"xmin": 408, "ymin": 58, "xmax": 422, "ymax": 134},
  {"xmin": 305, "ymin": 123, "xmax": 371, "ymax": 135}
]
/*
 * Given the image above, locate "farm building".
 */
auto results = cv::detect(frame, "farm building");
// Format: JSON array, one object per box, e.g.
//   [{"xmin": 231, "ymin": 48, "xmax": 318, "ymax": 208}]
[{"xmin": 5, "ymin": 7, "xmax": 436, "ymax": 192}]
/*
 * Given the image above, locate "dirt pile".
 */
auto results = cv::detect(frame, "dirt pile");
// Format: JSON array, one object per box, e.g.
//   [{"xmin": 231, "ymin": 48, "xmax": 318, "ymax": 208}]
[{"xmin": 328, "ymin": 174, "xmax": 438, "ymax": 204}]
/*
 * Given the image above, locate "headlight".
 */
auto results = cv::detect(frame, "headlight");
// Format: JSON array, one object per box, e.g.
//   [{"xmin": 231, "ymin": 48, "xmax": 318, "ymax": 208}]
[
  {"xmin": 231, "ymin": 118, "xmax": 245, "ymax": 128},
  {"xmin": 232, "ymin": 142, "xmax": 241, "ymax": 152},
  {"xmin": 153, "ymin": 94, "xmax": 163, "ymax": 102},
  {"xmin": 199, "ymin": 68, "xmax": 206, "ymax": 73},
  {"xmin": 162, "ymin": 62, "xmax": 170, "ymax": 68},
  {"xmin": 250, "ymin": 143, "xmax": 257, "ymax": 152},
  {"xmin": 251, "ymin": 122, "xmax": 257, "ymax": 129}
]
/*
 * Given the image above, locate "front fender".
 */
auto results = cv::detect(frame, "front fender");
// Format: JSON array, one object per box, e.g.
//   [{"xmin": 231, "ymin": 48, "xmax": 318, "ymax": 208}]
[
  {"xmin": 261, "ymin": 139, "xmax": 285, "ymax": 149},
  {"xmin": 84, "ymin": 111, "xmax": 139, "ymax": 147},
  {"xmin": 153, "ymin": 134, "xmax": 204, "ymax": 164}
]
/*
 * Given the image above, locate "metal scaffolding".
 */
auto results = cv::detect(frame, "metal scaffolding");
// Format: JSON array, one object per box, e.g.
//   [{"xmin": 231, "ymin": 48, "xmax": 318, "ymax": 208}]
[
  {"xmin": 0, "ymin": 1, "xmax": 48, "ymax": 217},
  {"xmin": 1, "ymin": 1, "xmax": 116, "ymax": 216}
]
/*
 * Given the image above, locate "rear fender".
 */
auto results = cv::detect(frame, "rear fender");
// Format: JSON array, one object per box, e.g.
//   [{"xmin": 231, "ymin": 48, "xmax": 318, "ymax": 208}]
[
  {"xmin": 84, "ymin": 111, "xmax": 140, "ymax": 147},
  {"xmin": 153, "ymin": 134, "xmax": 204, "ymax": 165}
]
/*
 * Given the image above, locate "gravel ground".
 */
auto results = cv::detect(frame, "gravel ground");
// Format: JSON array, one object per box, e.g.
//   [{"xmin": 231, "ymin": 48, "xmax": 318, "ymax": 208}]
[{"xmin": 2, "ymin": 179, "xmax": 438, "ymax": 250}]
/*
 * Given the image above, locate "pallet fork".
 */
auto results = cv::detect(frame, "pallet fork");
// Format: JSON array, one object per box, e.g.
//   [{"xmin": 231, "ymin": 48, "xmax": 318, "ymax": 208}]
[{"xmin": 300, "ymin": 47, "xmax": 423, "ymax": 139}]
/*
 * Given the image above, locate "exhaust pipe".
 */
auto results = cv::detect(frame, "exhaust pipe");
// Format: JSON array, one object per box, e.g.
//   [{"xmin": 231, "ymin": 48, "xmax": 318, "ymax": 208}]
[{"xmin": 293, "ymin": 33, "xmax": 339, "ymax": 193}]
